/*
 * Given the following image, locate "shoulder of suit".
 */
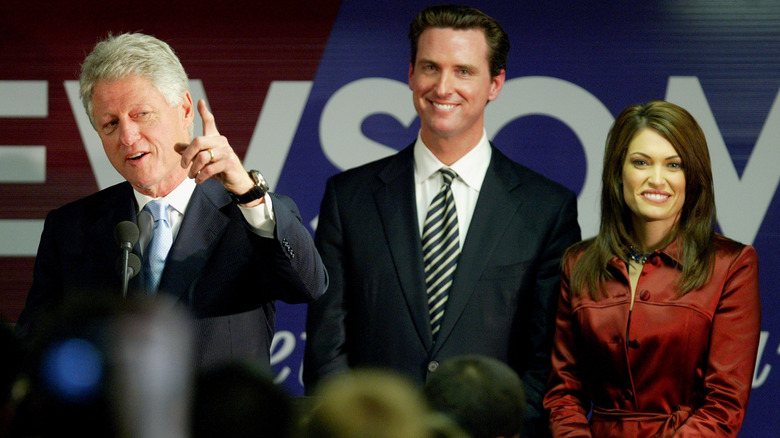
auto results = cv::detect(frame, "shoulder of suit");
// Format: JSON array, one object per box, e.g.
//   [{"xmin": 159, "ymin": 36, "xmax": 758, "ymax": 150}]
[
  {"xmin": 493, "ymin": 148, "xmax": 576, "ymax": 198},
  {"xmin": 51, "ymin": 181, "xmax": 133, "ymax": 216},
  {"xmin": 328, "ymin": 144, "xmax": 413, "ymax": 186}
]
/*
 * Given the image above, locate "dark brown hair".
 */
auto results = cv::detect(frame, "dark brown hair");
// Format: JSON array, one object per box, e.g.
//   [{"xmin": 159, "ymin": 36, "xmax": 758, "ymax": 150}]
[
  {"xmin": 570, "ymin": 100, "xmax": 716, "ymax": 298},
  {"xmin": 409, "ymin": 4, "xmax": 509, "ymax": 78}
]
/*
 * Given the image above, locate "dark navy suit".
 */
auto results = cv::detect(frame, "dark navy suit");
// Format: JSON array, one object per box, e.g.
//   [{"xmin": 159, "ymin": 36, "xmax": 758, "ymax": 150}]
[
  {"xmin": 18, "ymin": 178, "xmax": 327, "ymax": 372},
  {"xmin": 304, "ymin": 144, "xmax": 580, "ymax": 436}
]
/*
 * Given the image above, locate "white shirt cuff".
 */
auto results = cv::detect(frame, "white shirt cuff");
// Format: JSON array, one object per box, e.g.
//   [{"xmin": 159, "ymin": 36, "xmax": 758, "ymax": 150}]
[{"xmin": 238, "ymin": 193, "xmax": 275, "ymax": 238}]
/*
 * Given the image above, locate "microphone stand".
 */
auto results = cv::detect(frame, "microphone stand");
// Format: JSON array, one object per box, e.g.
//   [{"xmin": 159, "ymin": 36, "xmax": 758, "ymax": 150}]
[
  {"xmin": 115, "ymin": 221, "xmax": 140, "ymax": 298},
  {"xmin": 120, "ymin": 243, "xmax": 132, "ymax": 298}
]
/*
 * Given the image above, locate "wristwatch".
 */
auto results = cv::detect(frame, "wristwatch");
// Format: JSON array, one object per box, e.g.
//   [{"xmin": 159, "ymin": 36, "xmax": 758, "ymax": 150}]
[{"xmin": 230, "ymin": 169, "xmax": 269, "ymax": 204}]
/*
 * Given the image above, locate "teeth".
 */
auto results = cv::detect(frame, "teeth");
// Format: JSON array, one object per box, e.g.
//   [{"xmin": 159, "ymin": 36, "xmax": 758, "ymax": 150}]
[
  {"xmin": 129, "ymin": 152, "xmax": 144, "ymax": 159},
  {"xmin": 644, "ymin": 193, "xmax": 669, "ymax": 201},
  {"xmin": 433, "ymin": 102, "xmax": 456, "ymax": 110}
]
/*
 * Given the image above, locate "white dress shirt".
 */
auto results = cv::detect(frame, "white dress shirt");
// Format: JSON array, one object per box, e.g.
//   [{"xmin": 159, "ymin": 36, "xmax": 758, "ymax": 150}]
[
  {"xmin": 134, "ymin": 177, "xmax": 275, "ymax": 256},
  {"xmin": 413, "ymin": 130, "xmax": 492, "ymax": 247}
]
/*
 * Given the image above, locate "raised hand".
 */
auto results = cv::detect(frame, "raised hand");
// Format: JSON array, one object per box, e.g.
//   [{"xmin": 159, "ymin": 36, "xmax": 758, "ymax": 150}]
[{"xmin": 175, "ymin": 99, "xmax": 257, "ymax": 201}]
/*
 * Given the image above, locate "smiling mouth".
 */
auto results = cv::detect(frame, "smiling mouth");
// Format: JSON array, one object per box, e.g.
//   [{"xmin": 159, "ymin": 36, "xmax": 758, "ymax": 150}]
[
  {"xmin": 432, "ymin": 102, "xmax": 457, "ymax": 110},
  {"xmin": 643, "ymin": 193, "xmax": 670, "ymax": 202}
]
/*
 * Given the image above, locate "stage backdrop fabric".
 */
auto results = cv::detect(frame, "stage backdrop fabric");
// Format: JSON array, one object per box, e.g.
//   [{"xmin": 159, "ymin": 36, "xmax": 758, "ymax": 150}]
[{"xmin": 1, "ymin": 2, "xmax": 778, "ymax": 436}]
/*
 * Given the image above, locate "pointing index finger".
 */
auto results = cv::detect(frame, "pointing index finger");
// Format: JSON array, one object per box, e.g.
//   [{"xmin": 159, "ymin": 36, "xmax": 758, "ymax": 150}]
[{"xmin": 198, "ymin": 99, "xmax": 219, "ymax": 137}]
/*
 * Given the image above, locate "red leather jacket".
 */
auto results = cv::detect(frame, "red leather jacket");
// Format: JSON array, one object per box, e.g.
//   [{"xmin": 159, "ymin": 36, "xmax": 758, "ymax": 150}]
[{"xmin": 544, "ymin": 235, "xmax": 761, "ymax": 437}]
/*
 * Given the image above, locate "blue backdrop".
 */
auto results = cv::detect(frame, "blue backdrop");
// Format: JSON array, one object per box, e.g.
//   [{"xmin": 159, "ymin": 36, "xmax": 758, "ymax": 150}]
[
  {"xmin": 1, "ymin": 1, "xmax": 777, "ymax": 436},
  {"xmin": 266, "ymin": 2, "xmax": 780, "ymax": 436}
]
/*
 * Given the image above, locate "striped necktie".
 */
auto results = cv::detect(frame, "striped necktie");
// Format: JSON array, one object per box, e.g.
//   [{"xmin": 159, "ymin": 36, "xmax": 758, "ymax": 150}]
[
  {"xmin": 422, "ymin": 168, "xmax": 460, "ymax": 342},
  {"xmin": 143, "ymin": 199, "xmax": 173, "ymax": 294}
]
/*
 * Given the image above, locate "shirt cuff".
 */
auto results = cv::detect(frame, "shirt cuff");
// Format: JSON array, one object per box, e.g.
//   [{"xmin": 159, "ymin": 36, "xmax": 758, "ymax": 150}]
[{"xmin": 238, "ymin": 193, "xmax": 275, "ymax": 238}]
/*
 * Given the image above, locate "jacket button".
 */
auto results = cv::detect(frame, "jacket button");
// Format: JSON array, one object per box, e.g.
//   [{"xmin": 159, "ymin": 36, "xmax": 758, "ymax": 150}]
[
  {"xmin": 629, "ymin": 339, "xmax": 640, "ymax": 349},
  {"xmin": 651, "ymin": 255, "xmax": 661, "ymax": 266},
  {"xmin": 640, "ymin": 290, "xmax": 651, "ymax": 301},
  {"xmin": 623, "ymin": 389, "xmax": 633, "ymax": 399},
  {"xmin": 427, "ymin": 361, "xmax": 439, "ymax": 372}
]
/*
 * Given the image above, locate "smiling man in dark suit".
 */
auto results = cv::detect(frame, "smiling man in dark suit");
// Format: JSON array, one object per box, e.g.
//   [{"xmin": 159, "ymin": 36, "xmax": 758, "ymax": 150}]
[
  {"xmin": 16, "ymin": 32, "xmax": 327, "ymax": 373},
  {"xmin": 304, "ymin": 5, "xmax": 580, "ymax": 436}
]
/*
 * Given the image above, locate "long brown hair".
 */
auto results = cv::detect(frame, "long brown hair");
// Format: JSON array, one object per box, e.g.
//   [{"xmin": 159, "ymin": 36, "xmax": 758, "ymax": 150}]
[{"xmin": 570, "ymin": 100, "xmax": 716, "ymax": 299}]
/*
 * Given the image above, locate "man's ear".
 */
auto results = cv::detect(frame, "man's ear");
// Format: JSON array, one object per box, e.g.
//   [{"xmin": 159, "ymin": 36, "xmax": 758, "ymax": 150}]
[
  {"xmin": 181, "ymin": 91, "xmax": 195, "ymax": 126},
  {"xmin": 488, "ymin": 69, "xmax": 506, "ymax": 102}
]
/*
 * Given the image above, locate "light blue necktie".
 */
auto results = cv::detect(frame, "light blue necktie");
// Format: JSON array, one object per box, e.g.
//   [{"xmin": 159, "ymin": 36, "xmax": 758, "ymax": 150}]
[
  {"xmin": 422, "ymin": 168, "xmax": 460, "ymax": 342},
  {"xmin": 143, "ymin": 199, "xmax": 173, "ymax": 294}
]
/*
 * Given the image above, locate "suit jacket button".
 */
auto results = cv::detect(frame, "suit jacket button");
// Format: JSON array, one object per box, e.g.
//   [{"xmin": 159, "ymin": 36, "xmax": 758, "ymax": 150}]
[
  {"xmin": 639, "ymin": 290, "xmax": 651, "ymax": 301},
  {"xmin": 427, "ymin": 361, "xmax": 439, "ymax": 372}
]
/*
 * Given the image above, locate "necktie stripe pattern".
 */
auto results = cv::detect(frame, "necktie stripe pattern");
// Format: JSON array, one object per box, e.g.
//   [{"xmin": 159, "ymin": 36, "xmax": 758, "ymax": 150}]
[
  {"xmin": 143, "ymin": 199, "xmax": 173, "ymax": 294},
  {"xmin": 422, "ymin": 168, "xmax": 460, "ymax": 341}
]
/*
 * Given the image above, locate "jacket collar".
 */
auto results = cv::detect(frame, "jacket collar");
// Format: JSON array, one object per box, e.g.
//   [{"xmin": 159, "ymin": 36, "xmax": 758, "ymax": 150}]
[{"xmin": 608, "ymin": 237, "xmax": 684, "ymax": 268}]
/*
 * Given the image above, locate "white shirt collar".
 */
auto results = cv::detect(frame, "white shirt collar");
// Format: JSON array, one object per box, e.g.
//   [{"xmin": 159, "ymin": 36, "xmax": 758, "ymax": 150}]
[
  {"xmin": 133, "ymin": 177, "xmax": 196, "ymax": 216},
  {"xmin": 413, "ymin": 129, "xmax": 492, "ymax": 191}
]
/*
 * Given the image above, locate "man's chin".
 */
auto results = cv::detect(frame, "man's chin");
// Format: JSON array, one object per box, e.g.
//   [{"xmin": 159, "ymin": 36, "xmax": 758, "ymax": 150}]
[
  {"xmin": 124, "ymin": 173, "xmax": 161, "ymax": 195},
  {"xmin": 424, "ymin": 124, "xmax": 462, "ymax": 141}
]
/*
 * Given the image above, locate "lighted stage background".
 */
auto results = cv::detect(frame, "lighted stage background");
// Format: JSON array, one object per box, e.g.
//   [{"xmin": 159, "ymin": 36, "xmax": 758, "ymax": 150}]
[{"xmin": 1, "ymin": 1, "xmax": 778, "ymax": 435}]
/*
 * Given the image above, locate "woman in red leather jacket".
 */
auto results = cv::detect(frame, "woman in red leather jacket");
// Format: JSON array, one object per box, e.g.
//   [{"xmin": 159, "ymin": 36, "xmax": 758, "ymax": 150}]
[{"xmin": 544, "ymin": 101, "xmax": 761, "ymax": 437}]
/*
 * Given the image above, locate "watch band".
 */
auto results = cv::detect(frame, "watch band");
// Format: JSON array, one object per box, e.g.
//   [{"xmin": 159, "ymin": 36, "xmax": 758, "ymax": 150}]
[{"xmin": 230, "ymin": 170, "xmax": 269, "ymax": 204}]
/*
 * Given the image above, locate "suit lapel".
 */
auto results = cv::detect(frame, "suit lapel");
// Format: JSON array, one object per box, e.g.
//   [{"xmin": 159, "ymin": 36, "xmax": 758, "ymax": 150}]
[
  {"xmin": 373, "ymin": 145, "xmax": 434, "ymax": 349},
  {"xmin": 158, "ymin": 179, "xmax": 231, "ymax": 302},
  {"xmin": 433, "ymin": 148, "xmax": 523, "ymax": 352}
]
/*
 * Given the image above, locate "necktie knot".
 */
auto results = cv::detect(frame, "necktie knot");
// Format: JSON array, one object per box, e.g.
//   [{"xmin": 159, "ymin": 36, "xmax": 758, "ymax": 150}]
[
  {"xmin": 440, "ymin": 167, "xmax": 457, "ymax": 186},
  {"xmin": 145, "ymin": 199, "xmax": 169, "ymax": 223}
]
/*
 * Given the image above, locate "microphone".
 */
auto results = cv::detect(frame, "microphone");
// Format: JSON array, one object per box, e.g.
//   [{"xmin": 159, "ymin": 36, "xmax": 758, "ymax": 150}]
[
  {"xmin": 115, "ymin": 252, "xmax": 141, "ymax": 284},
  {"xmin": 115, "ymin": 221, "xmax": 140, "ymax": 297}
]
